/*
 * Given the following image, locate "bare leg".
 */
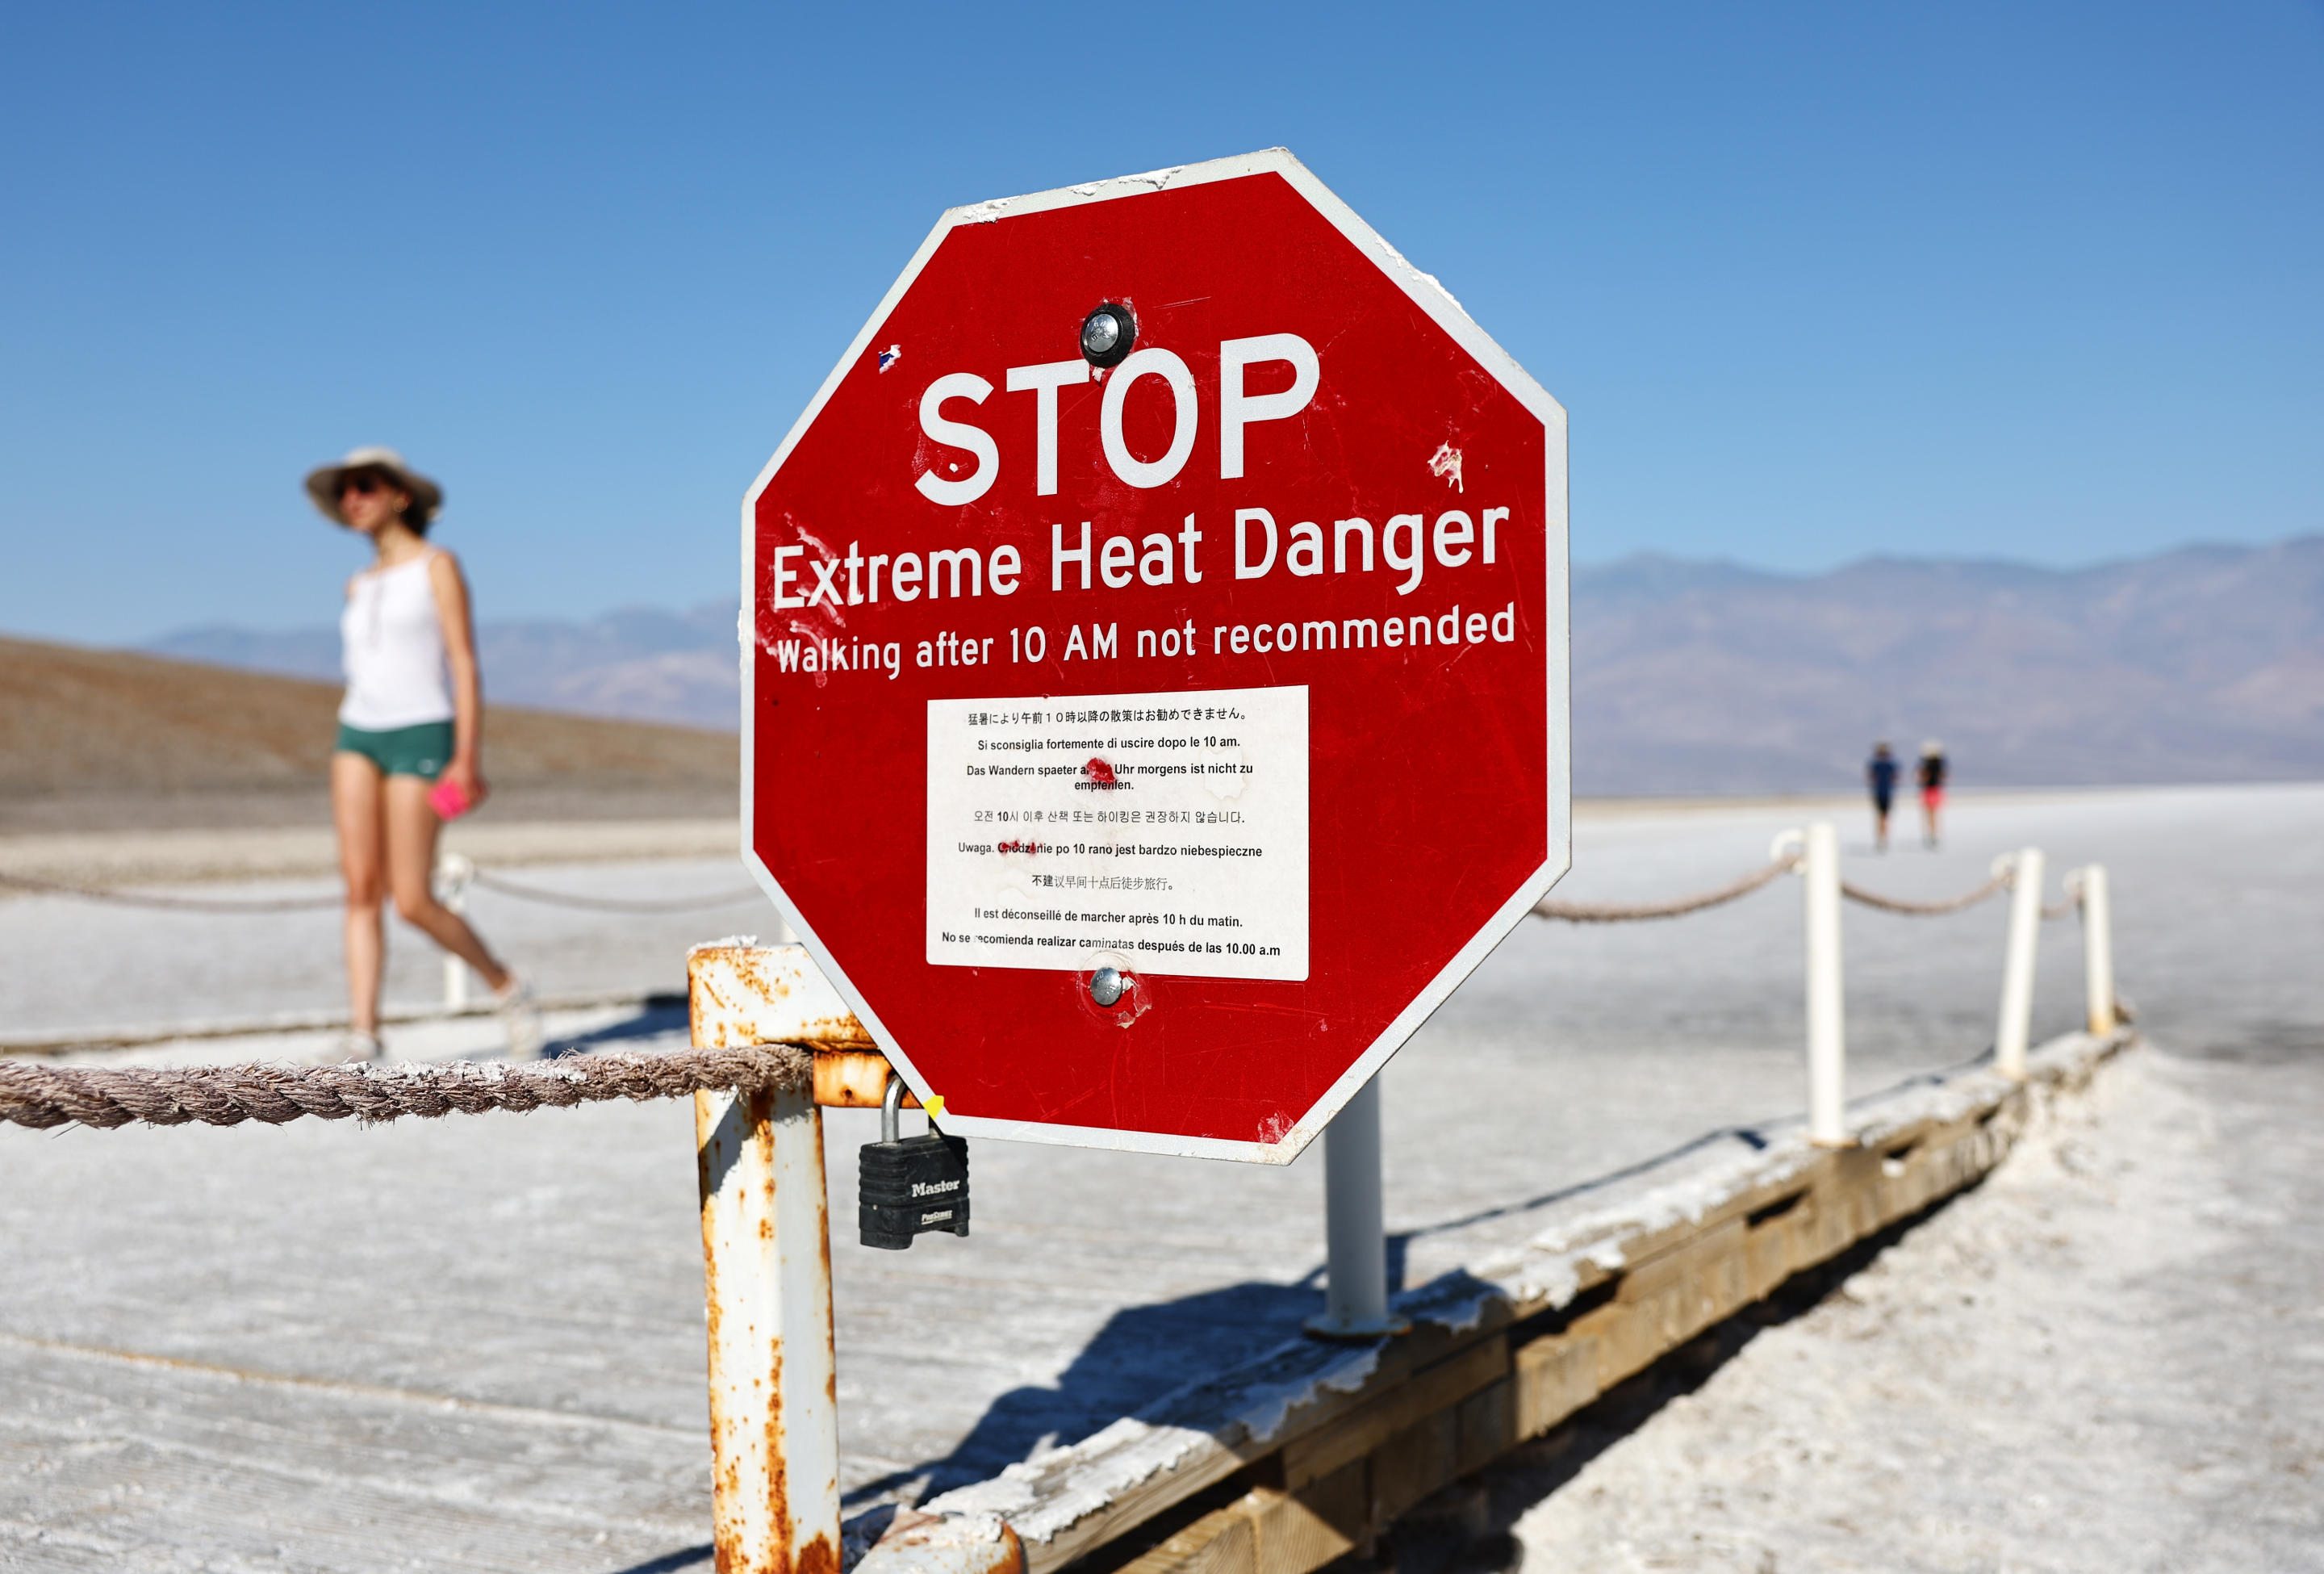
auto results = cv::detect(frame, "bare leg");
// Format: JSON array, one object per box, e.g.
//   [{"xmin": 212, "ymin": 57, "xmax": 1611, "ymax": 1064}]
[
  {"xmin": 332, "ymin": 752, "xmax": 388, "ymax": 1034},
  {"xmin": 384, "ymin": 775, "xmax": 512, "ymax": 991}
]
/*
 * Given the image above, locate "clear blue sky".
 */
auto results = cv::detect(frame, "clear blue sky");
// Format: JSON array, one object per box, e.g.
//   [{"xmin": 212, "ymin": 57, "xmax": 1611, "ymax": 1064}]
[{"xmin": 2, "ymin": 2, "xmax": 2317, "ymax": 644}]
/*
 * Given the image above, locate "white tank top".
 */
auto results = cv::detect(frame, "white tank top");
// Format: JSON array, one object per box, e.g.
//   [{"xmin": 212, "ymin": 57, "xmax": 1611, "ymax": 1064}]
[{"xmin": 339, "ymin": 553, "xmax": 456, "ymax": 730}]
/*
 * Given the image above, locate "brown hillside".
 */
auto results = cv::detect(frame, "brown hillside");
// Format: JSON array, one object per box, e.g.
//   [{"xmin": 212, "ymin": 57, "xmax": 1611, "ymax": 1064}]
[{"xmin": 0, "ymin": 636, "xmax": 735, "ymax": 831}]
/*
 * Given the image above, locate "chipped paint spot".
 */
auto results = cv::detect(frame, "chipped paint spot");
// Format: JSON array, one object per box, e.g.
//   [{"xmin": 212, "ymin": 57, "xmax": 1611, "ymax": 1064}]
[
  {"xmin": 1415, "ymin": 268, "xmax": 1465, "ymax": 312},
  {"xmin": 1119, "ymin": 165, "xmax": 1185, "ymax": 192},
  {"xmin": 1231, "ymin": 1343, "xmax": 1384, "ymax": 1442},
  {"xmin": 924, "ymin": 1095, "xmax": 946, "ymax": 1121},
  {"xmin": 878, "ymin": 344, "xmax": 903, "ymax": 373},
  {"xmin": 926, "ymin": 1419, "xmax": 1211, "ymax": 1543},
  {"xmin": 856, "ymin": 1512, "xmax": 1025, "ymax": 1574},
  {"xmin": 1428, "ymin": 442, "xmax": 1465, "ymax": 494}
]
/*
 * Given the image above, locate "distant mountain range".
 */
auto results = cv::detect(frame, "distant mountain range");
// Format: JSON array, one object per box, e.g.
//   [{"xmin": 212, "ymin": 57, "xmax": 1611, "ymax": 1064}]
[
  {"xmin": 144, "ymin": 536, "xmax": 2324, "ymax": 795},
  {"xmin": 148, "ymin": 603, "xmax": 741, "ymax": 736}
]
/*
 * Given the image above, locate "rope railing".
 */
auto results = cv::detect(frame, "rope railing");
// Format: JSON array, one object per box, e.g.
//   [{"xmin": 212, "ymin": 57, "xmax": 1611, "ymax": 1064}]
[
  {"xmin": 0, "ymin": 1042, "xmax": 810, "ymax": 1132},
  {"xmin": 0, "ymin": 867, "xmax": 763, "ymax": 915},
  {"xmin": 469, "ymin": 869, "xmax": 762, "ymax": 914},
  {"xmin": 1839, "ymin": 869, "xmax": 2011, "ymax": 915},
  {"xmin": 2, "ymin": 828, "xmax": 2117, "ymax": 1139},
  {"xmin": 11, "ymin": 843, "xmax": 2047, "ymax": 926},
  {"xmin": 2042, "ymin": 865, "xmax": 2097, "ymax": 922},
  {"xmin": 0, "ymin": 872, "xmax": 342, "ymax": 913},
  {"xmin": 1533, "ymin": 854, "xmax": 1798, "ymax": 922},
  {"xmin": 1535, "ymin": 853, "xmax": 2020, "ymax": 924}
]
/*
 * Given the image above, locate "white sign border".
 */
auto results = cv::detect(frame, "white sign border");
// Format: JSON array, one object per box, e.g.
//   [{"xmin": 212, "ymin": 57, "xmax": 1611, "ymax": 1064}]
[{"xmin": 738, "ymin": 148, "xmax": 1571, "ymax": 1165}]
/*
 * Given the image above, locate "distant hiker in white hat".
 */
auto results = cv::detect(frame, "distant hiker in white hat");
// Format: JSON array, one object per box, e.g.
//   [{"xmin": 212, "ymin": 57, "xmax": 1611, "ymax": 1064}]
[{"xmin": 304, "ymin": 447, "xmax": 538, "ymax": 1061}]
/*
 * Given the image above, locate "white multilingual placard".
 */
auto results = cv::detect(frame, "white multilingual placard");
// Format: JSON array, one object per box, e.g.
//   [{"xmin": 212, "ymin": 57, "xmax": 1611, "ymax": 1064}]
[{"xmin": 926, "ymin": 685, "xmax": 1308, "ymax": 981}]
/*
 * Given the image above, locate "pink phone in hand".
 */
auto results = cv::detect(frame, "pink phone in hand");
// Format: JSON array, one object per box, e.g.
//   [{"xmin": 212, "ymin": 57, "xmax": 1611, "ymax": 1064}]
[{"xmin": 428, "ymin": 778, "xmax": 472, "ymax": 820}]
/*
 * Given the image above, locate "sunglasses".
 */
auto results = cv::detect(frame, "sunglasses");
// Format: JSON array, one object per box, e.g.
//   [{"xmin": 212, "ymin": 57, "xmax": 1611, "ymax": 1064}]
[{"xmin": 340, "ymin": 471, "xmax": 394, "ymax": 496}]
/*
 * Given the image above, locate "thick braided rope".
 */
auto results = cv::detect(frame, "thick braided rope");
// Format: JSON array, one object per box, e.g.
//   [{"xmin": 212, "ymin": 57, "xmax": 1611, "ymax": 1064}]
[
  {"xmin": 0, "ymin": 1044, "xmax": 813, "ymax": 1132},
  {"xmin": 1533, "ymin": 855, "xmax": 1798, "ymax": 923},
  {"xmin": 1840, "ymin": 871, "xmax": 2010, "ymax": 915}
]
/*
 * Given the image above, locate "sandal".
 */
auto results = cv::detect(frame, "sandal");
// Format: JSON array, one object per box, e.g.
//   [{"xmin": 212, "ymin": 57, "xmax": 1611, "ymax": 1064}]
[{"xmin": 496, "ymin": 974, "xmax": 544, "ymax": 1061}]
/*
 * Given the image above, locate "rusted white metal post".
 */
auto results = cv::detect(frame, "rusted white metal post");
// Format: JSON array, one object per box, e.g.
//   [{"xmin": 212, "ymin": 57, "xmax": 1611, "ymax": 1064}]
[
  {"xmin": 686, "ymin": 943, "xmax": 1020, "ymax": 1574},
  {"xmin": 1994, "ymin": 848, "xmax": 2045, "ymax": 1079},
  {"xmin": 688, "ymin": 943, "xmax": 846, "ymax": 1574},
  {"xmin": 2078, "ymin": 863, "xmax": 2117, "ymax": 1036},
  {"xmin": 437, "ymin": 852, "xmax": 474, "ymax": 1011},
  {"xmin": 1306, "ymin": 1074, "xmax": 1402, "ymax": 1338},
  {"xmin": 694, "ymin": 1084, "xmax": 840, "ymax": 1574},
  {"xmin": 1787, "ymin": 823, "xmax": 1848, "ymax": 1146}
]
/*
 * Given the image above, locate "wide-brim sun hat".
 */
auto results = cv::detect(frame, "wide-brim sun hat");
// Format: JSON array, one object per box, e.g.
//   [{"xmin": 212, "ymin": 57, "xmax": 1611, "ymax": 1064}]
[{"xmin": 304, "ymin": 446, "xmax": 443, "ymax": 527}]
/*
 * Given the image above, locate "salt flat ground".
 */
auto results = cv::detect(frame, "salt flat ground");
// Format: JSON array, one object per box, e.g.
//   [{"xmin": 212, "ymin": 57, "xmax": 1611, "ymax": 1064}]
[
  {"xmin": 0, "ymin": 785, "xmax": 2316, "ymax": 1572},
  {"xmin": 1501, "ymin": 1043, "xmax": 2324, "ymax": 1574}
]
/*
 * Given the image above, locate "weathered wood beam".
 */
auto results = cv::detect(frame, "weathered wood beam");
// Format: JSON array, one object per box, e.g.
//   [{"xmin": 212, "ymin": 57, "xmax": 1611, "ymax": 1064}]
[{"xmin": 920, "ymin": 1030, "xmax": 2130, "ymax": 1574}]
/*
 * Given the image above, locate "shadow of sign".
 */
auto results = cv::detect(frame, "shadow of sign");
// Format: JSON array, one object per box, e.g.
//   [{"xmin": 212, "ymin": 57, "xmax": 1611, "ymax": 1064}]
[{"xmin": 847, "ymin": 1274, "xmax": 1331, "ymax": 1506}]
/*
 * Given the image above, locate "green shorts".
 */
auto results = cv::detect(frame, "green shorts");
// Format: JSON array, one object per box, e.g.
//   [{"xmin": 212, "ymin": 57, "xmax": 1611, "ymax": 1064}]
[{"xmin": 336, "ymin": 720, "xmax": 454, "ymax": 781}]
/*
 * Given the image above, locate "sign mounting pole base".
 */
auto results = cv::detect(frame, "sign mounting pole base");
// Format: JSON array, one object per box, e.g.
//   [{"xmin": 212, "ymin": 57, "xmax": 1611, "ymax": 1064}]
[{"xmin": 1306, "ymin": 1075, "xmax": 1407, "ymax": 1340}]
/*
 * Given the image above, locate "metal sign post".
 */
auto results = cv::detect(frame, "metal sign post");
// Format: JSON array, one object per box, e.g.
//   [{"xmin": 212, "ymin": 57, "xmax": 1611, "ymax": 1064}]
[
  {"xmin": 689, "ymin": 944, "xmax": 1026, "ymax": 1574},
  {"xmin": 688, "ymin": 945, "xmax": 856, "ymax": 1574},
  {"xmin": 1306, "ymin": 1074, "xmax": 1405, "ymax": 1338},
  {"xmin": 696, "ymin": 1082, "xmax": 840, "ymax": 1574}
]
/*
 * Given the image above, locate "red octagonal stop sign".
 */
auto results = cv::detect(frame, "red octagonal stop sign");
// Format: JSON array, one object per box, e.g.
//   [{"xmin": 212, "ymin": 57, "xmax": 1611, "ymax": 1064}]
[{"xmin": 742, "ymin": 149, "xmax": 1568, "ymax": 1162}]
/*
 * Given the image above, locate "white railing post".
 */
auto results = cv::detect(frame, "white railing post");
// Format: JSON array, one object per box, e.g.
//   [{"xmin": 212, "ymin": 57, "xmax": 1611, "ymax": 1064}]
[
  {"xmin": 1994, "ymin": 848, "xmax": 2044, "ymax": 1079},
  {"xmin": 1781, "ymin": 822, "xmax": 1849, "ymax": 1146},
  {"xmin": 695, "ymin": 1081, "xmax": 841, "ymax": 1574},
  {"xmin": 437, "ymin": 852, "xmax": 475, "ymax": 1011},
  {"xmin": 2078, "ymin": 863, "xmax": 2116, "ymax": 1036},
  {"xmin": 1306, "ymin": 1074, "xmax": 1402, "ymax": 1338}
]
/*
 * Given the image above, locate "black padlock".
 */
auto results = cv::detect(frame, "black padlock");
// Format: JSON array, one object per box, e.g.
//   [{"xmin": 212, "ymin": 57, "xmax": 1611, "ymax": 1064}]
[{"xmin": 859, "ymin": 1076, "xmax": 969, "ymax": 1250}]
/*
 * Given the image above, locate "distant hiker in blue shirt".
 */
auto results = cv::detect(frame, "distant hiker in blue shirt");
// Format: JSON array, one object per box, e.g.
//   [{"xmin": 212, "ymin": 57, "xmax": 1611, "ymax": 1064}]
[{"xmin": 1866, "ymin": 741, "xmax": 1900, "ymax": 852}]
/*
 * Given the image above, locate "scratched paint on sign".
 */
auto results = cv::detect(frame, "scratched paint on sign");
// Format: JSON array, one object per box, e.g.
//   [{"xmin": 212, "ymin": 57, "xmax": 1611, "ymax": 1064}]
[{"xmin": 926, "ymin": 686, "xmax": 1309, "ymax": 981}]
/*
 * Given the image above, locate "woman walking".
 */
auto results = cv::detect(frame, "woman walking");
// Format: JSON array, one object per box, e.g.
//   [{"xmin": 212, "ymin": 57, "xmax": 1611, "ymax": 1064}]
[{"xmin": 306, "ymin": 446, "xmax": 538, "ymax": 1061}]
